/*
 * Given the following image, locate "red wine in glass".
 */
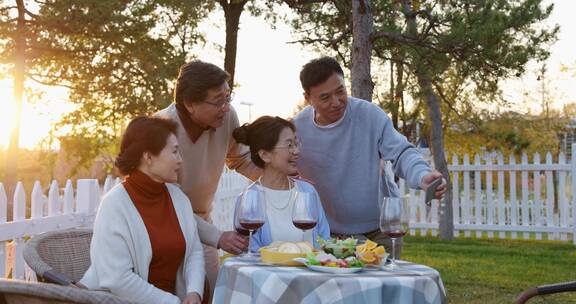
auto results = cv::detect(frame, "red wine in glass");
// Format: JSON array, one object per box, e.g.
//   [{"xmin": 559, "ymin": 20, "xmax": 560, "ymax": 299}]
[
  {"xmin": 293, "ymin": 220, "xmax": 317, "ymax": 230},
  {"xmin": 380, "ymin": 197, "xmax": 410, "ymax": 270},
  {"xmin": 237, "ymin": 188, "xmax": 266, "ymax": 259},
  {"xmin": 239, "ymin": 220, "xmax": 265, "ymax": 231},
  {"xmin": 235, "ymin": 227, "xmax": 250, "ymax": 236},
  {"xmin": 383, "ymin": 230, "xmax": 407, "ymax": 238},
  {"xmin": 292, "ymin": 192, "xmax": 318, "ymax": 241}
]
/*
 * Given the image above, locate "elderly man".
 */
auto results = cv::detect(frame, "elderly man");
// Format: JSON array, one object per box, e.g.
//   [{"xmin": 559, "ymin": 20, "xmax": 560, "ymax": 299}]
[
  {"xmin": 155, "ymin": 60, "xmax": 260, "ymax": 300},
  {"xmin": 293, "ymin": 56, "xmax": 446, "ymax": 254}
]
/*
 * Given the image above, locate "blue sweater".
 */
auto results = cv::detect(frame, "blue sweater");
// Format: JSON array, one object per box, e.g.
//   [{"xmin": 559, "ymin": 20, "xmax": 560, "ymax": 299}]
[
  {"xmin": 293, "ymin": 97, "xmax": 431, "ymax": 234},
  {"xmin": 234, "ymin": 178, "xmax": 330, "ymax": 252}
]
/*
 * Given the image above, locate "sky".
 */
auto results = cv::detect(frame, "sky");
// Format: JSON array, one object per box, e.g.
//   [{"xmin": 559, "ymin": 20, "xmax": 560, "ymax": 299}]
[
  {"xmin": 1, "ymin": 0, "xmax": 575, "ymax": 149},
  {"xmin": 502, "ymin": 0, "xmax": 576, "ymax": 113},
  {"xmin": 191, "ymin": 5, "xmax": 318, "ymax": 124}
]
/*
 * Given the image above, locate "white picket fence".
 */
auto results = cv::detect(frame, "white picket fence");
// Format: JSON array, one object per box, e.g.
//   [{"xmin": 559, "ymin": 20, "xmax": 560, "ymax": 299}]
[
  {"xmin": 400, "ymin": 151, "xmax": 576, "ymax": 243},
  {"xmin": 211, "ymin": 168, "xmax": 251, "ymax": 232},
  {"xmin": 0, "ymin": 170, "xmax": 247, "ymax": 281},
  {"xmin": 1, "ymin": 149, "xmax": 576, "ymax": 281},
  {"xmin": 0, "ymin": 176, "xmax": 122, "ymax": 280}
]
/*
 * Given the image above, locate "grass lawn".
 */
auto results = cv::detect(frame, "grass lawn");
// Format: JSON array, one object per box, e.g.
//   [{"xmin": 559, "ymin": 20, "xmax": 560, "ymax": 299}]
[{"xmin": 402, "ymin": 236, "xmax": 576, "ymax": 304}]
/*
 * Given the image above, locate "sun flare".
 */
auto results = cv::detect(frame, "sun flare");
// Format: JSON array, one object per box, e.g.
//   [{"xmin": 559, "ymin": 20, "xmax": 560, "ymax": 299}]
[
  {"xmin": 0, "ymin": 79, "xmax": 73, "ymax": 150},
  {"xmin": 0, "ymin": 81, "xmax": 17, "ymax": 149}
]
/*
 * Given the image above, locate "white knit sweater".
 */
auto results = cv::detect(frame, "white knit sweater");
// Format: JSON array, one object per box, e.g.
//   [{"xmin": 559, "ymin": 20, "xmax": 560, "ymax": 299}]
[{"xmin": 80, "ymin": 183, "xmax": 205, "ymax": 304}]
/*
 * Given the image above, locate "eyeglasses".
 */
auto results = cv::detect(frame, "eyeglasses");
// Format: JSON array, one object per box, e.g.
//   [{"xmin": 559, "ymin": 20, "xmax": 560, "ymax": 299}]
[
  {"xmin": 203, "ymin": 91, "xmax": 235, "ymax": 109},
  {"xmin": 274, "ymin": 138, "xmax": 301, "ymax": 153}
]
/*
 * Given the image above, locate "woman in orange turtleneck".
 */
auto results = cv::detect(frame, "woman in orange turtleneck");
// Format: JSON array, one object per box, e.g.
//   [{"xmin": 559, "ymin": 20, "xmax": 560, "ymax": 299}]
[{"xmin": 80, "ymin": 117, "xmax": 204, "ymax": 304}]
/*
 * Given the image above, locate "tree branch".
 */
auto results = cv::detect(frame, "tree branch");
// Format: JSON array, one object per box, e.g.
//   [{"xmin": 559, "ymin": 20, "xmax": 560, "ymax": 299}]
[
  {"xmin": 24, "ymin": 8, "xmax": 38, "ymax": 18},
  {"xmin": 371, "ymin": 30, "xmax": 430, "ymax": 48},
  {"xmin": 287, "ymin": 29, "xmax": 349, "ymax": 48},
  {"xmin": 218, "ymin": 0, "xmax": 228, "ymax": 10},
  {"xmin": 373, "ymin": 46, "xmax": 394, "ymax": 62},
  {"xmin": 27, "ymin": 73, "xmax": 74, "ymax": 89},
  {"xmin": 283, "ymin": 0, "xmax": 327, "ymax": 8},
  {"xmin": 161, "ymin": 11, "xmax": 187, "ymax": 53},
  {"xmin": 432, "ymin": 81, "xmax": 481, "ymax": 130},
  {"xmin": 0, "ymin": 6, "xmax": 18, "ymax": 13},
  {"xmin": 335, "ymin": 49, "xmax": 348, "ymax": 68},
  {"xmin": 28, "ymin": 43, "xmax": 99, "ymax": 54}
]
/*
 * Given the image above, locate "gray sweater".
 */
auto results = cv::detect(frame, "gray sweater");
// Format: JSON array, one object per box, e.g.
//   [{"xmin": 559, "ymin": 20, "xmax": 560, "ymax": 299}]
[{"xmin": 293, "ymin": 97, "xmax": 431, "ymax": 234}]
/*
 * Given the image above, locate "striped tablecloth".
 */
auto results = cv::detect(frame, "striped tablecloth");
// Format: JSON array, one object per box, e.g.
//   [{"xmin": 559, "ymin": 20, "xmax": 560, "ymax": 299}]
[{"xmin": 213, "ymin": 258, "xmax": 446, "ymax": 304}]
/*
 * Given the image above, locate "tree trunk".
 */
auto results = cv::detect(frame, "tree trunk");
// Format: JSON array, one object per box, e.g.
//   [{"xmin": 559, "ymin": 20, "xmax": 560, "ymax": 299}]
[
  {"xmin": 389, "ymin": 60, "xmax": 398, "ymax": 129},
  {"xmin": 351, "ymin": 0, "xmax": 373, "ymax": 101},
  {"xmin": 401, "ymin": 0, "xmax": 453, "ymax": 239},
  {"xmin": 417, "ymin": 72, "xmax": 454, "ymax": 240},
  {"xmin": 394, "ymin": 55, "xmax": 405, "ymax": 134},
  {"xmin": 220, "ymin": 0, "xmax": 248, "ymax": 88},
  {"xmin": 4, "ymin": 0, "xmax": 27, "ymax": 208},
  {"xmin": 389, "ymin": 50, "xmax": 406, "ymax": 134}
]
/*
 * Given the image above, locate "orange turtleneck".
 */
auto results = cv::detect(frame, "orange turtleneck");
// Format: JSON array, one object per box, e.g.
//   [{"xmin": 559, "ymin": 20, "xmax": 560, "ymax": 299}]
[{"xmin": 123, "ymin": 170, "xmax": 186, "ymax": 294}]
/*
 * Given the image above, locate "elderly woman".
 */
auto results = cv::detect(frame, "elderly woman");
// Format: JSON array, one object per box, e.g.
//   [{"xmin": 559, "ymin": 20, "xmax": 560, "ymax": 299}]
[
  {"xmin": 80, "ymin": 117, "xmax": 204, "ymax": 304},
  {"xmin": 232, "ymin": 116, "xmax": 330, "ymax": 251}
]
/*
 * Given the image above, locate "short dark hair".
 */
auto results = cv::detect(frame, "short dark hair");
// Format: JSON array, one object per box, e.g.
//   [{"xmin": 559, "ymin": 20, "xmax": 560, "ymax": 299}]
[
  {"xmin": 232, "ymin": 116, "xmax": 296, "ymax": 168},
  {"xmin": 115, "ymin": 116, "xmax": 178, "ymax": 175},
  {"xmin": 174, "ymin": 60, "xmax": 230, "ymax": 106},
  {"xmin": 300, "ymin": 56, "xmax": 344, "ymax": 93}
]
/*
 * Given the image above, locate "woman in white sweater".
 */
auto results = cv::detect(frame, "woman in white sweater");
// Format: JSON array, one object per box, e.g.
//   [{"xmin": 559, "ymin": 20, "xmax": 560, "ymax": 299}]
[{"xmin": 80, "ymin": 117, "xmax": 204, "ymax": 304}]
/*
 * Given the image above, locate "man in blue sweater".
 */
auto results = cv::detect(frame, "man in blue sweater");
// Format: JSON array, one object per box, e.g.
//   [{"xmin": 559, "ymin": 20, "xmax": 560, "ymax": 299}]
[{"xmin": 293, "ymin": 57, "xmax": 446, "ymax": 254}]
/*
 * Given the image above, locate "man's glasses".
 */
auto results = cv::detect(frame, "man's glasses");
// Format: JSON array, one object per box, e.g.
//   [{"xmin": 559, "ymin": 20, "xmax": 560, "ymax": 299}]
[
  {"xmin": 274, "ymin": 138, "xmax": 301, "ymax": 153},
  {"xmin": 204, "ymin": 91, "xmax": 235, "ymax": 109}
]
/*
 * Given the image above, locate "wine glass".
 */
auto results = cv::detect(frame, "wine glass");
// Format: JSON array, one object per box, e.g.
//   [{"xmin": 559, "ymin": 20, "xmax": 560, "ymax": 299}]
[
  {"xmin": 237, "ymin": 188, "xmax": 266, "ymax": 259},
  {"xmin": 292, "ymin": 191, "xmax": 318, "ymax": 242},
  {"xmin": 233, "ymin": 202, "xmax": 250, "ymax": 255},
  {"xmin": 380, "ymin": 196, "xmax": 409, "ymax": 270}
]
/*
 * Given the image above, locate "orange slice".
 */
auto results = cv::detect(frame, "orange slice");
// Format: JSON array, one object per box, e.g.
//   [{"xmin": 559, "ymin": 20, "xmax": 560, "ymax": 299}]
[
  {"xmin": 356, "ymin": 244, "xmax": 367, "ymax": 254},
  {"xmin": 373, "ymin": 246, "xmax": 386, "ymax": 255},
  {"xmin": 365, "ymin": 239, "xmax": 378, "ymax": 250},
  {"xmin": 359, "ymin": 253, "xmax": 376, "ymax": 264}
]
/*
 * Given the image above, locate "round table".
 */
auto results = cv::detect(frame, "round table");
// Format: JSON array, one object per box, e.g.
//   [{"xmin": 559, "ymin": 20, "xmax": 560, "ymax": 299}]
[{"xmin": 213, "ymin": 257, "xmax": 446, "ymax": 304}]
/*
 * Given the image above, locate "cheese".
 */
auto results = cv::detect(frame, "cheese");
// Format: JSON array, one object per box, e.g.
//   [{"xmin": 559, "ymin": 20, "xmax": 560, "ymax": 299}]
[{"xmin": 278, "ymin": 242, "xmax": 301, "ymax": 253}]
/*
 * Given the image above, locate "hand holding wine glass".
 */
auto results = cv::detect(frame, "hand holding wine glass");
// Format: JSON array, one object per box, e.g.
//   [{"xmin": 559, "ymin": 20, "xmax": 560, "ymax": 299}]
[
  {"xmin": 220, "ymin": 194, "xmax": 252, "ymax": 255},
  {"xmin": 234, "ymin": 202, "xmax": 250, "ymax": 237},
  {"xmin": 237, "ymin": 188, "xmax": 266, "ymax": 259},
  {"xmin": 292, "ymin": 191, "xmax": 318, "ymax": 241},
  {"xmin": 380, "ymin": 196, "xmax": 409, "ymax": 270}
]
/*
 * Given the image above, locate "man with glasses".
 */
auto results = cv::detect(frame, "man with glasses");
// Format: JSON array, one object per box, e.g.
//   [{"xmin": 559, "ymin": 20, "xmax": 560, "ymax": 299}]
[
  {"xmin": 293, "ymin": 57, "xmax": 447, "ymax": 256},
  {"xmin": 155, "ymin": 60, "xmax": 261, "ymax": 300}
]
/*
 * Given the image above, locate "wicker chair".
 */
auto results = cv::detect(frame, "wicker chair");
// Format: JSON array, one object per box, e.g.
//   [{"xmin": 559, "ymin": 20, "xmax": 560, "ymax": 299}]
[
  {"xmin": 0, "ymin": 278, "xmax": 133, "ymax": 304},
  {"xmin": 23, "ymin": 228, "xmax": 93, "ymax": 286},
  {"xmin": 515, "ymin": 281, "xmax": 576, "ymax": 304}
]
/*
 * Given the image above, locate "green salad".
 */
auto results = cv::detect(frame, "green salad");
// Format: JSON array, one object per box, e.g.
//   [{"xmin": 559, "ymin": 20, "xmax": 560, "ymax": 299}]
[{"xmin": 317, "ymin": 237, "xmax": 358, "ymax": 259}]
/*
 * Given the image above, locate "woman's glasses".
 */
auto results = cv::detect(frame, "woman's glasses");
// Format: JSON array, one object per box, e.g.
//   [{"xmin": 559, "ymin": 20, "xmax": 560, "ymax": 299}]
[{"xmin": 274, "ymin": 138, "xmax": 301, "ymax": 153}]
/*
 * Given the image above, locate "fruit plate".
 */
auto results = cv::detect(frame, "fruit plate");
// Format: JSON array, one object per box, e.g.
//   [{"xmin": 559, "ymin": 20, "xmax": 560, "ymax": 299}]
[
  {"xmin": 362, "ymin": 253, "xmax": 390, "ymax": 269},
  {"xmin": 292, "ymin": 258, "xmax": 363, "ymax": 274}
]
